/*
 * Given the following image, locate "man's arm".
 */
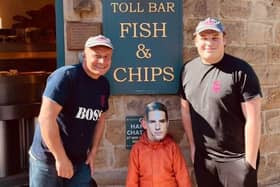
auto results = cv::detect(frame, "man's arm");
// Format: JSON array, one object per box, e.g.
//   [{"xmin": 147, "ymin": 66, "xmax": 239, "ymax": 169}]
[
  {"xmin": 39, "ymin": 96, "xmax": 73, "ymax": 178},
  {"xmin": 181, "ymin": 98, "xmax": 196, "ymax": 163},
  {"xmin": 241, "ymin": 96, "xmax": 262, "ymax": 169},
  {"xmin": 86, "ymin": 112, "xmax": 106, "ymax": 177}
]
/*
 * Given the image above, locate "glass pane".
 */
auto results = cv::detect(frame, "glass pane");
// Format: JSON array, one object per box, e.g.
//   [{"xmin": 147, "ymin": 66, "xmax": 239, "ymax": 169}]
[{"xmin": 0, "ymin": 0, "xmax": 56, "ymax": 73}]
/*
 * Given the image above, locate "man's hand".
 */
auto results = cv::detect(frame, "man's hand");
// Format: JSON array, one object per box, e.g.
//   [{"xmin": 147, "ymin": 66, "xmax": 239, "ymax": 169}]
[
  {"xmin": 55, "ymin": 157, "xmax": 74, "ymax": 179},
  {"xmin": 85, "ymin": 150, "xmax": 96, "ymax": 177}
]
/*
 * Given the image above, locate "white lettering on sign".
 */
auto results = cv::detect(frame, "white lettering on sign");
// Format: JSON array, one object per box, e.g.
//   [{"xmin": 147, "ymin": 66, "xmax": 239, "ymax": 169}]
[
  {"xmin": 127, "ymin": 129, "xmax": 144, "ymax": 136},
  {"xmin": 110, "ymin": 2, "xmax": 175, "ymax": 13}
]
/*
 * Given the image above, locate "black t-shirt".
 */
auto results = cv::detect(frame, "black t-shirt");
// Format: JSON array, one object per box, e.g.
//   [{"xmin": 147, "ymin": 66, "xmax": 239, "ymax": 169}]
[
  {"xmin": 30, "ymin": 63, "xmax": 110, "ymax": 164},
  {"xmin": 179, "ymin": 54, "xmax": 262, "ymax": 160}
]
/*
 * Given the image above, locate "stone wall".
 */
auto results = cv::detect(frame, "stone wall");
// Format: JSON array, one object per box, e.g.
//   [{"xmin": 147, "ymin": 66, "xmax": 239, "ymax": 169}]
[{"xmin": 63, "ymin": 0, "xmax": 280, "ymax": 186}]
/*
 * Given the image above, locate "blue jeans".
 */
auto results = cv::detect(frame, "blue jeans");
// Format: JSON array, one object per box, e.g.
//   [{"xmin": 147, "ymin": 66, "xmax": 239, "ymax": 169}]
[{"xmin": 29, "ymin": 156, "xmax": 92, "ymax": 187}]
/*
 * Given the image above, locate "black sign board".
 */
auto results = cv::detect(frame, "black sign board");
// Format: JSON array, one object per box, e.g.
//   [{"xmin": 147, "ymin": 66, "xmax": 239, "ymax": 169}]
[{"xmin": 125, "ymin": 116, "xmax": 144, "ymax": 149}]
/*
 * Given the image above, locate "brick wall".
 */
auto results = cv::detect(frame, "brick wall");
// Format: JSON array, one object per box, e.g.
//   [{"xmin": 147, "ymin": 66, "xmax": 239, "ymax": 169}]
[{"xmin": 64, "ymin": 0, "xmax": 280, "ymax": 186}]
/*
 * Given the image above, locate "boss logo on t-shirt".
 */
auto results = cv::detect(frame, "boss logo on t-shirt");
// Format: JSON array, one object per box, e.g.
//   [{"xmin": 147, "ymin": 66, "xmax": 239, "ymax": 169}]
[{"xmin": 75, "ymin": 107, "xmax": 102, "ymax": 121}]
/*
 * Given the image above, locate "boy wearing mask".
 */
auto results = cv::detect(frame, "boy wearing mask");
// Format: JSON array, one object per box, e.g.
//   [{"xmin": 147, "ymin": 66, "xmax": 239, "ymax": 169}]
[{"xmin": 126, "ymin": 102, "xmax": 192, "ymax": 187}]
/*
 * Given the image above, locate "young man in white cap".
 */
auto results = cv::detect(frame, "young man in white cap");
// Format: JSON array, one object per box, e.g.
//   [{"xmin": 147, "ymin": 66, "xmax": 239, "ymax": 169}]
[
  {"xmin": 179, "ymin": 18, "xmax": 262, "ymax": 187},
  {"xmin": 29, "ymin": 35, "xmax": 113, "ymax": 187}
]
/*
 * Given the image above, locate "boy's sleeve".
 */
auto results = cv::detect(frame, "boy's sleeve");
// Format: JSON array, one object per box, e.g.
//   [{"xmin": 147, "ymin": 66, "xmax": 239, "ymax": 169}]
[
  {"xmin": 239, "ymin": 63, "xmax": 262, "ymax": 102},
  {"xmin": 126, "ymin": 146, "xmax": 140, "ymax": 187},
  {"xmin": 173, "ymin": 143, "xmax": 192, "ymax": 187}
]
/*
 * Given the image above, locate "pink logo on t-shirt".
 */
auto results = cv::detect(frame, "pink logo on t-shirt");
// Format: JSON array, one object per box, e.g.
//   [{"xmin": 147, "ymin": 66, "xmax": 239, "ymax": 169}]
[
  {"xmin": 100, "ymin": 95, "xmax": 106, "ymax": 108},
  {"xmin": 212, "ymin": 80, "xmax": 221, "ymax": 93}
]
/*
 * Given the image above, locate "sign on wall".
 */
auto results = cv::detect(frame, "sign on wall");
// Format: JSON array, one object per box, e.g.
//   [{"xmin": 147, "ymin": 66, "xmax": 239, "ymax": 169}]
[
  {"xmin": 125, "ymin": 116, "xmax": 144, "ymax": 149},
  {"xmin": 103, "ymin": 0, "xmax": 183, "ymax": 94},
  {"xmin": 66, "ymin": 22, "xmax": 101, "ymax": 50}
]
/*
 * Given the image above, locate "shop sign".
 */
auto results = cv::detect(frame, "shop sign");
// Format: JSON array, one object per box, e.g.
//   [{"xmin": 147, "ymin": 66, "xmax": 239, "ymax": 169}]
[{"xmin": 103, "ymin": 0, "xmax": 183, "ymax": 94}]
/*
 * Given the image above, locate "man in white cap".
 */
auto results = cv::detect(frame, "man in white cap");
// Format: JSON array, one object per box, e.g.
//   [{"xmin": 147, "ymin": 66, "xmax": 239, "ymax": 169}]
[
  {"xmin": 179, "ymin": 18, "xmax": 262, "ymax": 187},
  {"xmin": 29, "ymin": 35, "xmax": 113, "ymax": 187}
]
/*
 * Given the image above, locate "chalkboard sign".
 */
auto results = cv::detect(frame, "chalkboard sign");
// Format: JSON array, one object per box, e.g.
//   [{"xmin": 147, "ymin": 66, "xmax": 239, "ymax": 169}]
[{"xmin": 126, "ymin": 116, "xmax": 144, "ymax": 149}]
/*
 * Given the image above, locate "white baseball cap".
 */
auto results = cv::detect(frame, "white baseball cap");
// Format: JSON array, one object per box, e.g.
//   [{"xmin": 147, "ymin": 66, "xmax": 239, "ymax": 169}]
[{"xmin": 84, "ymin": 35, "xmax": 113, "ymax": 49}]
